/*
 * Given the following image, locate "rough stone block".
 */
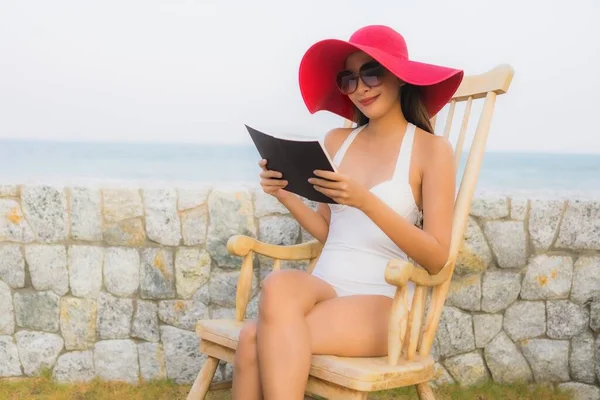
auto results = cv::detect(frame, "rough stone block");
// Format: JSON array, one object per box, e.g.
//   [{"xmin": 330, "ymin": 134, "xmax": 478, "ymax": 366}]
[
  {"xmin": 14, "ymin": 291, "xmax": 60, "ymax": 332},
  {"xmin": 484, "ymin": 331, "xmax": 533, "ymax": 383},
  {"xmin": 570, "ymin": 330, "xmax": 596, "ymax": 384},
  {"xmin": 25, "ymin": 244, "xmax": 69, "ymax": 296},
  {"xmin": 470, "ymin": 196, "xmax": 509, "ymax": 219},
  {"xmin": 97, "ymin": 292, "xmax": 133, "ymax": 339},
  {"xmin": 140, "ymin": 248, "xmax": 176, "ymax": 300},
  {"xmin": 571, "ymin": 256, "xmax": 600, "ymax": 305},
  {"xmin": 547, "ymin": 300, "xmax": 589, "ymax": 339},
  {"xmin": 528, "ymin": 199, "xmax": 564, "ymax": 251},
  {"xmin": 484, "ymin": 220, "xmax": 527, "ymax": 269},
  {"xmin": 132, "ymin": 300, "xmax": 159, "ymax": 343},
  {"xmin": 510, "ymin": 197, "xmax": 528, "ymax": 221},
  {"xmin": 556, "ymin": 200, "xmax": 600, "ymax": 250},
  {"xmin": 0, "ymin": 336, "xmax": 22, "ymax": 377},
  {"xmin": 21, "ymin": 185, "xmax": 68, "ymax": 242},
  {"xmin": 455, "ymin": 218, "xmax": 492, "ymax": 275},
  {"xmin": 158, "ymin": 298, "xmax": 209, "ymax": 331},
  {"xmin": 520, "ymin": 339, "xmax": 570, "ymax": 383},
  {"xmin": 138, "ymin": 342, "xmax": 166, "ymax": 381},
  {"xmin": 0, "ymin": 244, "xmax": 25, "ymax": 288},
  {"xmin": 447, "ymin": 274, "xmax": 481, "ymax": 311},
  {"xmin": 481, "ymin": 270, "xmax": 521, "ymax": 313},
  {"xmin": 0, "ymin": 281, "xmax": 14, "ymax": 335},
  {"xmin": 0, "ymin": 199, "xmax": 34, "ymax": 243},
  {"xmin": 435, "ymin": 306, "xmax": 475, "ymax": 358},
  {"xmin": 103, "ymin": 218, "xmax": 146, "ymax": 247},
  {"xmin": 175, "ymin": 248, "xmax": 211, "ymax": 299},
  {"xmin": 69, "ymin": 187, "xmax": 103, "ymax": 241},
  {"xmin": 503, "ymin": 301, "xmax": 546, "ymax": 341},
  {"xmin": 60, "ymin": 297, "xmax": 97, "ymax": 350},
  {"xmin": 102, "ymin": 188, "xmax": 143, "ymax": 223},
  {"xmin": 177, "ymin": 187, "xmax": 210, "ymax": 211},
  {"xmin": 103, "ymin": 247, "xmax": 140, "ymax": 297},
  {"xmin": 443, "ymin": 351, "xmax": 490, "ymax": 386},
  {"xmin": 94, "ymin": 339, "xmax": 139, "ymax": 383},
  {"xmin": 143, "ymin": 188, "xmax": 181, "ymax": 246},
  {"xmin": 181, "ymin": 206, "xmax": 208, "ymax": 246},
  {"xmin": 52, "ymin": 351, "xmax": 95, "ymax": 383},
  {"xmin": 67, "ymin": 245, "xmax": 103, "ymax": 298},
  {"xmin": 206, "ymin": 187, "xmax": 256, "ymax": 268},
  {"xmin": 161, "ymin": 325, "xmax": 206, "ymax": 384},
  {"xmin": 520, "ymin": 255, "xmax": 573, "ymax": 300},
  {"xmin": 15, "ymin": 330, "xmax": 63, "ymax": 376},
  {"xmin": 473, "ymin": 314, "xmax": 503, "ymax": 348}
]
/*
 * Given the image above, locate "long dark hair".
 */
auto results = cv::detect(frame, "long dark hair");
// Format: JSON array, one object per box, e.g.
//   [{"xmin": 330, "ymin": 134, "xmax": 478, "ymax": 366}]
[{"xmin": 353, "ymin": 84, "xmax": 434, "ymax": 134}]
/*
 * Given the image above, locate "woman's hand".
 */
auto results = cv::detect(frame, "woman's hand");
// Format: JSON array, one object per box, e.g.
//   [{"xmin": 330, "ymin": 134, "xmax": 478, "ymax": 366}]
[
  {"xmin": 259, "ymin": 159, "xmax": 290, "ymax": 200},
  {"xmin": 308, "ymin": 170, "xmax": 372, "ymax": 210}
]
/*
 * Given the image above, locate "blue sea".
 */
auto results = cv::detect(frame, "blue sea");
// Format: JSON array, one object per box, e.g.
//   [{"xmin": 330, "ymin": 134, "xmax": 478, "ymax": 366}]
[{"xmin": 1, "ymin": 139, "xmax": 599, "ymax": 196}]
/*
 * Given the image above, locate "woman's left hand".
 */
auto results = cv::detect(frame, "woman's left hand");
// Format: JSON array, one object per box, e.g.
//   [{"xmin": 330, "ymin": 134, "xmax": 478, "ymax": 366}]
[{"xmin": 308, "ymin": 170, "xmax": 372, "ymax": 209}]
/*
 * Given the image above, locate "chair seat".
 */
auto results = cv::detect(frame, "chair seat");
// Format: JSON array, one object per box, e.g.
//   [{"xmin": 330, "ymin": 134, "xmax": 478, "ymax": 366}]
[{"xmin": 197, "ymin": 319, "xmax": 435, "ymax": 392}]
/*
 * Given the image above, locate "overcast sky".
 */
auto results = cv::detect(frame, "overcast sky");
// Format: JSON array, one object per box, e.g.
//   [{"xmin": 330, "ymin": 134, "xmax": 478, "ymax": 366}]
[{"xmin": 1, "ymin": 0, "xmax": 599, "ymax": 154}]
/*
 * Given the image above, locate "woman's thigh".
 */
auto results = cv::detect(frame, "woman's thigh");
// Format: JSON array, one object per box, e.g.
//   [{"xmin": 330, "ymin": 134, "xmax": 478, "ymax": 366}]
[
  {"xmin": 259, "ymin": 269, "xmax": 338, "ymax": 317},
  {"xmin": 306, "ymin": 295, "xmax": 393, "ymax": 357}
]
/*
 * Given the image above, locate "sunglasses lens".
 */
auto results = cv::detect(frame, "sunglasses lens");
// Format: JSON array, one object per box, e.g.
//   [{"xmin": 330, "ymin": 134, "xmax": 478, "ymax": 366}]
[
  {"xmin": 360, "ymin": 62, "xmax": 384, "ymax": 87},
  {"xmin": 336, "ymin": 71, "xmax": 357, "ymax": 94}
]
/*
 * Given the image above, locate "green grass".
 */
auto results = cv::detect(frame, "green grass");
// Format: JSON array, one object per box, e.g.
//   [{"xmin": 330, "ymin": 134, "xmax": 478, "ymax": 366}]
[
  {"xmin": 0, "ymin": 370, "xmax": 574, "ymax": 400},
  {"xmin": 368, "ymin": 382, "xmax": 573, "ymax": 400}
]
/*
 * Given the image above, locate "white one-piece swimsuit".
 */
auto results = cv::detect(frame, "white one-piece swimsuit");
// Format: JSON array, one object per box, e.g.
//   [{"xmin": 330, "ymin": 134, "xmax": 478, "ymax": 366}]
[{"xmin": 311, "ymin": 122, "xmax": 423, "ymax": 300}]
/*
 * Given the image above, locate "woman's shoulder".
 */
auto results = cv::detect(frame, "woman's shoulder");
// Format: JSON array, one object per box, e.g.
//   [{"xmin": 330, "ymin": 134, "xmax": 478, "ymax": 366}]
[
  {"xmin": 322, "ymin": 126, "xmax": 356, "ymax": 157},
  {"xmin": 414, "ymin": 126, "xmax": 454, "ymax": 169}
]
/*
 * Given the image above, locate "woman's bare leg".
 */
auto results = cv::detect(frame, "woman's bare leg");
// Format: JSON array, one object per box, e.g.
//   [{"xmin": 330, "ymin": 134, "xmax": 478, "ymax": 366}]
[
  {"xmin": 256, "ymin": 269, "xmax": 338, "ymax": 400},
  {"xmin": 235, "ymin": 281, "xmax": 393, "ymax": 399},
  {"xmin": 305, "ymin": 294, "xmax": 392, "ymax": 357},
  {"xmin": 231, "ymin": 320, "xmax": 261, "ymax": 400}
]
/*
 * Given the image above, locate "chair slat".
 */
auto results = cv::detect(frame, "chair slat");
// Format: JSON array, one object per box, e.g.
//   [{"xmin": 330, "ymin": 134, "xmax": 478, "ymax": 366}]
[
  {"xmin": 453, "ymin": 96, "xmax": 473, "ymax": 167},
  {"xmin": 442, "ymin": 100, "xmax": 456, "ymax": 140},
  {"xmin": 235, "ymin": 251, "xmax": 254, "ymax": 322},
  {"xmin": 417, "ymin": 284, "xmax": 445, "ymax": 356},
  {"xmin": 404, "ymin": 285, "xmax": 427, "ymax": 361},
  {"xmin": 387, "ymin": 285, "xmax": 411, "ymax": 366},
  {"xmin": 272, "ymin": 259, "xmax": 281, "ymax": 271}
]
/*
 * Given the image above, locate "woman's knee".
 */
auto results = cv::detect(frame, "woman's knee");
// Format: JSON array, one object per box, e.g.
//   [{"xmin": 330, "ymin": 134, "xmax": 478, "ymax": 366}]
[
  {"xmin": 258, "ymin": 270, "xmax": 302, "ymax": 321},
  {"xmin": 235, "ymin": 321, "xmax": 258, "ymax": 369}
]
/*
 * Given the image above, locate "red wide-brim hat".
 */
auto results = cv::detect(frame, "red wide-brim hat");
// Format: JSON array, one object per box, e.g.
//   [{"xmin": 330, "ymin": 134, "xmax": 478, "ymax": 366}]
[{"xmin": 299, "ymin": 25, "xmax": 464, "ymax": 121}]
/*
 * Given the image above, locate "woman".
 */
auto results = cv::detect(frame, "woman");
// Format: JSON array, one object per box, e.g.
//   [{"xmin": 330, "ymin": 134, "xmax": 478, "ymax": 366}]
[{"xmin": 232, "ymin": 25, "xmax": 464, "ymax": 400}]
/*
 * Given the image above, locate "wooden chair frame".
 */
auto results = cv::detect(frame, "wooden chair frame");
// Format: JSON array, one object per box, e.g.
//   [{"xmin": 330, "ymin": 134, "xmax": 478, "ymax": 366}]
[{"xmin": 187, "ymin": 64, "xmax": 514, "ymax": 400}]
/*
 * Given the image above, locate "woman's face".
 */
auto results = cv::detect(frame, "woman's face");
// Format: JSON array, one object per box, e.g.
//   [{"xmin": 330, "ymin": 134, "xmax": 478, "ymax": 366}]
[{"xmin": 338, "ymin": 51, "xmax": 403, "ymax": 120}]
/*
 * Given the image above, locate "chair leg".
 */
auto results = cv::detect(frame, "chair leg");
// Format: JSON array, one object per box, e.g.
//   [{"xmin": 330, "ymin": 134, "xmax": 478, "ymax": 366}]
[
  {"xmin": 186, "ymin": 356, "xmax": 220, "ymax": 400},
  {"xmin": 416, "ymin": 381, "xmax": 435, "ymax": 400}
]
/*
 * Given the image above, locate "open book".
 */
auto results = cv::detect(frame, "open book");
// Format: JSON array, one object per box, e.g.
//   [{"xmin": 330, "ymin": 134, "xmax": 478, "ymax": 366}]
[{"xmin": 245, "ymin": 124, "xmax": 338, "ymax": 204}]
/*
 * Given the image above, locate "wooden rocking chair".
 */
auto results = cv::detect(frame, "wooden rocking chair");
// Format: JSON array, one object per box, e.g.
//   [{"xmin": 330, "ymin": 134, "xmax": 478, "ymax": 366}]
[{"xmin": 187, "ymin": 64, "xmax": 515, "ymax": 400}]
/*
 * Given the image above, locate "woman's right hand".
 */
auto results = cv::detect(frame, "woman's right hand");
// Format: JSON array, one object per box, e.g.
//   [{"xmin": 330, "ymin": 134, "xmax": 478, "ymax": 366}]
[{"xmin": 259, "ymin": 159, "xmax": 289, "ymax": 200}]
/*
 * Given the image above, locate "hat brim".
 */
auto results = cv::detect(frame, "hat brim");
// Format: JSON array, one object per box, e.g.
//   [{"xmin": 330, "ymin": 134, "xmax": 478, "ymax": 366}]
[{"xmin": 299, "ymin": 38, "xmax": 464, "ymax": 121}]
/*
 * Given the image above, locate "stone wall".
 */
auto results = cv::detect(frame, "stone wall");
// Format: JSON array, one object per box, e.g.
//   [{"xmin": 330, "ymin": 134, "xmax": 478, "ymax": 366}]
[{"xmin": 0, "ymin": 183, "xmax": 598, "ymax": 397}]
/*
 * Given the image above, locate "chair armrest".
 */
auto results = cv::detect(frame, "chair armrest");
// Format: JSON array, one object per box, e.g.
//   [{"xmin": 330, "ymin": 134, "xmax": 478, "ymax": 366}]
[
  {"xmin": 384, "ymin": 257, "xmax": 455, "ymax": 288},
  {"xmin": 227, "ymin": 235, "xmax": 323, "ymax": 321},
  {"xmin": 227, "ymin": 235, "xmax": 323, "ymax": 260}
]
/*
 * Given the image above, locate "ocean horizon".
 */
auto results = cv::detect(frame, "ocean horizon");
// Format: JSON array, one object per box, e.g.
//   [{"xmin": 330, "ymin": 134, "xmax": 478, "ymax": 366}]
[{"xmin": 1, "ymin": 138, "xmax": 599, "ymax": 197}]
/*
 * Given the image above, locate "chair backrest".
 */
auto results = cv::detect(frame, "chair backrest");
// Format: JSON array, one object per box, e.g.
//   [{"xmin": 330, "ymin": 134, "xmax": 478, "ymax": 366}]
[{"xmin": 344, "ymin": 64, "xmax": 515, "ymax": 363}]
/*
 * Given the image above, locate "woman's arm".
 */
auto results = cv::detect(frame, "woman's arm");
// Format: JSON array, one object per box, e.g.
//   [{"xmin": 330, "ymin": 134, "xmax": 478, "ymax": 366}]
[
  {"xmin": 277, "ymin": 193, "xmax": 330, "ymax": 243},
  {"xmin": 360, "ymin": 138, "xmax": 455, "ymax": 274}
]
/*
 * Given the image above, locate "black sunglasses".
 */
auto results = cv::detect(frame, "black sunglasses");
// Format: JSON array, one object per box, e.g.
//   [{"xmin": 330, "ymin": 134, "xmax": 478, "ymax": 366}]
[{"xmin": 335, "ymin": 61, "xmax": 385, "ymax": 95}]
